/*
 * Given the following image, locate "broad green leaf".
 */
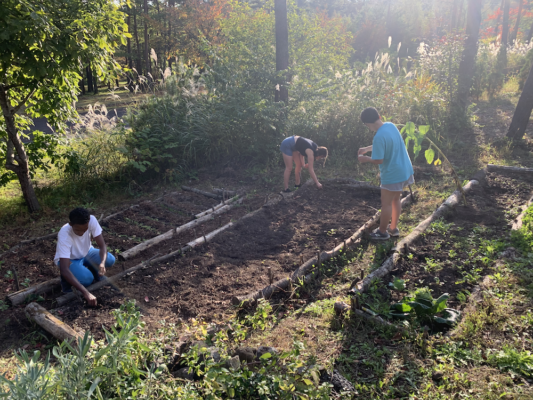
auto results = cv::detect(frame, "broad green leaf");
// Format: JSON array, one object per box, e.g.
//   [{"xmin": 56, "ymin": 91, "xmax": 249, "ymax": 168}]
[
  {"xmin": 405, "ymin": 121, "xmax": 416, "ymax": 136},
  {"xmin": 260, "ymin": 352, "xmax": 272, "ymax": 359},
  {"xmin": 433, "ymin": 293, "xmax": 450, "ymax": 313},
  {"xmin": 390, "ymin": 303, "xmax": 411, "ymax": 313},
  {"xmin": 425, "ymin": 148, "xmax": 435, "ymax": 165},
  {"xmin": 303, "ymin": 378, "xmax": 313, "ymax": 386},
  {"xmin": 418, "ymin": 125, "xmax": 430, "ymax": 136}
]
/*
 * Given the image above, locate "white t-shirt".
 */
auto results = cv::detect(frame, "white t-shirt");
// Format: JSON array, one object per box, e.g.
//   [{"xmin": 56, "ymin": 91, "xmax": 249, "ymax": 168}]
[{"xmin": 54, "ymin": 215, "xmax": 103, "ymax": 263}]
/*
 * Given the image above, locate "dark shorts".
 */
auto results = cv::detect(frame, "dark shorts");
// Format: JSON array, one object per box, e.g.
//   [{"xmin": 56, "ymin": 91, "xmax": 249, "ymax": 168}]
[{"xmin": 280, "ymin": 136, "xmax": 296, "ymax": 156}]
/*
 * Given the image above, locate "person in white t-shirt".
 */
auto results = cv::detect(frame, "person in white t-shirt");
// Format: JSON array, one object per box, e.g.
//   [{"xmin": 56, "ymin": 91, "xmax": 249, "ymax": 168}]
[{"xmin": 54, "ymin": 208, "xmax": 116, "ymax": 306}]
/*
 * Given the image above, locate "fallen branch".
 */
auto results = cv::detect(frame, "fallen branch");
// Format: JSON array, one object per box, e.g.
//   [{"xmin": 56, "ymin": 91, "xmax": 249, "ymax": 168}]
[
  {"xmin": 56, "ymin": 222, "xmax": 235, "ymax": 306},
  {"xmin": 195, "ymin": 195, "xmax": 240, "ymax": 219},
  {"xmin": 25, "ymin": 302, "xmax": 82, "ymax": 343},
  {"xmin": 182, "ymin": 186, "xmax": 220, "ymax": 200},
  {"xmin": 487, "ymin": 164, "xmax": 533, "ymax": 174},
  {"xmin": 231, "ymin": 193, "xmax": 416, "ymax": 307},
  {"xmin": 7, "ymin": 277, "xmax": 61, "ymax": 306},
  {"xmin": 353, "ymin": 180, "xmax": 479, "ymax": 294},
  {"xmin": 118, "ymin": 198, "xmax": 243, "ymax": 261}
]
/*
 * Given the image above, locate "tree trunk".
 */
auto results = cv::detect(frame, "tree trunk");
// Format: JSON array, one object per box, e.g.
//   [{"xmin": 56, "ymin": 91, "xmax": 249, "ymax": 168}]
[
  {"xmin": 274, "ymin": 0, "xmax": 289, "ymax": 103},
  {"xmin": 133, "ymin": 6, "xmax": 143, "ymax": 75},
  {"xmin": 8, "ymin": 278, "xmax": 61, "ymax": 306},
  {"xmin": 86, "ymin": 65, "xmax": 93, "ymax": 92},
  {"xmin": 144, "ymin": 0, "xmax": 151, "ymax": 82},
  {"xmin": 510, "ymin": 0, "xmax": 524, "ymax": 44},
  {"xmin": 501, "ymin": 0, "xmax": 510, "ymax": 46},
  {"xmin": 528, "ymin": 17, "xmax": 533, "ymax": 43},
  {"xmin": 0, "ymin": 86, "xmax": 41, "ymax": 212},
  {"xmin": 93, "ymin": 71, "xmax": 98, "ymax": 94},
  {"xmin": 506, "ymin": 60, "xmax": 533, "ymax": 140},
  {"xmin": 456, "ymin": 0, "xmax": 483, "ymax": 110},
  {"xmin": 451, "ymin": 0, "xmax": 458, "ymax": 31},
  {"xmin": 127, "ymin": 10, "xmax": 133, "ymax": 70}
]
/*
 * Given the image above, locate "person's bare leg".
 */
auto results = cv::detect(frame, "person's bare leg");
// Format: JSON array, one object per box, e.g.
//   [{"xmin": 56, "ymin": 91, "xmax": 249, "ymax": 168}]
[
  {"xmin": 390, "ymin": 192, "xmax": 402, "ymax": 230},
  {"xmin": 282, "ymin": 153, "xmax": 293, "ymax": 190},
  {"xmin": 379, "ymin": 189, "xmax": 395, "ymax": 234},
  {"xmin": 293, "ymin": 151, "xmax": 303, "ymax": 186}
]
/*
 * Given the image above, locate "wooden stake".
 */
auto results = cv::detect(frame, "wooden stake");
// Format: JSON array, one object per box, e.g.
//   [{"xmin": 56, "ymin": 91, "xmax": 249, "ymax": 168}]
[
  {"xmin": 299, "ymin": 254, "xmax": 304, "ymax": 265},
  {"xmin": 11, "ymin": 265, "xmax": 20, "ymax": 291},
  {"xmin": 268, "ymin": 267, "xmax": 273, "ymax": 285}
]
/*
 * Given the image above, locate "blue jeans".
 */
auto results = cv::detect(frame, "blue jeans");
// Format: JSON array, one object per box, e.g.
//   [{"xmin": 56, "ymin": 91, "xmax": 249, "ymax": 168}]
[{"xmin": 58, "ymin": 248, "xmax": 116, "ymax": 287}]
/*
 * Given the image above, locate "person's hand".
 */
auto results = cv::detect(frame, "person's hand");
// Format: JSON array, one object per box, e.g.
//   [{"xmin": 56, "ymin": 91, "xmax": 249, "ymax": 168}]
[
  {"xmin": 316, "ymin": 183, "xmax": 323, "ymax": 189},
  {"xmin": 84, "ymin": 291, "xmax": 97, "ymax": 306},
  {"xmin": 358, "ymin": 155, "xmax": 368, "ymax": 163},
  {"xmin": 358, "ymin": 147, "xmax": 368, "ymax": 156},
  {"xmin": 98, "ymin": 263, "xmax": 106, "ymax": 276}
]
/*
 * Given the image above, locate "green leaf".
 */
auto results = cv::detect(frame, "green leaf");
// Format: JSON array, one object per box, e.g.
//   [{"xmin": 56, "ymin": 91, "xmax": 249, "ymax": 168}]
[
  {"xmin": 425, "ymin": 148, "xmax": 435, "ymax": 165},
  {"xmin": 433, "ymin": 293, "xmax": 450, "ymax": 313},
  {"xmin": 391, "ymin": 303, "xmax": 411, "ymax": 313},
  {"xmin": 418, "ymin": 125, "xmax": 430, "ymax": 136},
  {"xmin": 88, "ymin": 377, "xmax": 101, "ymax": 399},
  {"xmin": 405, "ymin": 121, "xmax": 416, "ymax": 136},
  {"xmin": 303, "ymin": 378, "xmax": 313, "ymax": 386},
  {"xmin": 260, "ymin": 352, "xmax": 272, "ymax": 359}
]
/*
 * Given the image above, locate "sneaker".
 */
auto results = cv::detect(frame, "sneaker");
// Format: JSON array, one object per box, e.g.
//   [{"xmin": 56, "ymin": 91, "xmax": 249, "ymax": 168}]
[
  {"xmin": 369, "ymin": 228, "xmax": 390, "ymax": 240},
  {"xmin": 281, "ymin": 188, "xmax": 291, "ymax": 193},
  {"xmin": 60, "ymin": 274, "xmax": 72, "ymax": 293},
  {"xmin": 294, "ymin": 184, "xmax": 302, "ymax": 188},
  {"xmin": 387, "ymin": 225, "xmax": 400, "ymax": 237}
]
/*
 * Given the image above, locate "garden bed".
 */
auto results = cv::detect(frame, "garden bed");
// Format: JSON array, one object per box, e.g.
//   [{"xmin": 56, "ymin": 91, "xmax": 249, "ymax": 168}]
[
  {"xmin": 363, "ymin": 172, "xmax": 532, "ymax": 321},
  {"xmin": 0, "ymin": 182, "xmax": 381, "ymax": 349}
]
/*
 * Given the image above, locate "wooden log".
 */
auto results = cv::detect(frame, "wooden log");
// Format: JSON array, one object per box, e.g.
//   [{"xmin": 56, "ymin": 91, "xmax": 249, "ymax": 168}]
[
  {"xmin": 195, "ymin": 195, "xmax": 240, "ymax": 219},
  {"xmin": 118, "ymin": 199, "xmax": 242, "ymax": 261},
  {"xmin": 25, "ymin": 302, "xmax": 82, "ymax": 342},
  {"xmin": 487, "ymin": 164, "xmax": 533, "ymax": 174},
  {"xmin": 353, "ymin": 180, "xmax": 479, "ymax": 294},
  {"xmin": 181, "ymin": 186, "xmax": 220, "ymax": 199},
  {"xmin": 56, "ymin": 222, "xmax": 235, "ymax": 306},
  {"xmin": 231, "ymin": 193, "xmax": 416, "ymax": 306},
  {"xmin": 7, "ymin": 277, "xmax": 61, "ymax": 306}
]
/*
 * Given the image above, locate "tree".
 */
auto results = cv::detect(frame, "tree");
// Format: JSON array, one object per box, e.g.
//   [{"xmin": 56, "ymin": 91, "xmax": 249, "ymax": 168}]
[
  {"xmin": 510, "ymin": 0, "xmax": 524, "ymax": 44},
  {"xmin": 506, "ymin": 59, "xmax": 533, "ymax": 140},
  {"xmin": 275, "ymin": 0, "xmax": 289, "ymax": 103},
  {"xmin": 501, "ymin": 0, "xmax": 510, "ymax": 46},
  {"xmin": 0, "ymin": 0, "xmax": 128, "ymax": 212},
  {"xmin": 456, "ymin": 0, "xmax": 483, "ymax": 110}
]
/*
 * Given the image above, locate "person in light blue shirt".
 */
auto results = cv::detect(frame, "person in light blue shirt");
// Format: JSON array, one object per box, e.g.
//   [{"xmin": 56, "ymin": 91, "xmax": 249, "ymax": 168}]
[{"xmin": 357, "ymin": 107, "xmax": 414, "ymax": 240}]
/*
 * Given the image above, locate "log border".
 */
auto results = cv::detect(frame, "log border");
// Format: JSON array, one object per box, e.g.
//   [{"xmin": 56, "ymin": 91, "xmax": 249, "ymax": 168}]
[
  {"xmin": 231, "ymin": 192, "xmax": 416, "ymax": 306},
  {"xmin": 353, "ymin": 180, "xmax": 479, "ymax": 294}
]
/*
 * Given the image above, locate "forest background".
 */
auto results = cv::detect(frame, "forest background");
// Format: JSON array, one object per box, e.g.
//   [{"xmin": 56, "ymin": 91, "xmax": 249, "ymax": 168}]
[{"xmin": 1, "ymin": 0, "xmax": 533, "ymax": 215}]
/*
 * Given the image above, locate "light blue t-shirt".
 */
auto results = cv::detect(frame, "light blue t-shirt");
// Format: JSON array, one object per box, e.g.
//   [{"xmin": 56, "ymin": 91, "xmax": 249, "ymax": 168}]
[{"xmin": 371, "ymin": 122, "xmax": 414, "ymax": 185}]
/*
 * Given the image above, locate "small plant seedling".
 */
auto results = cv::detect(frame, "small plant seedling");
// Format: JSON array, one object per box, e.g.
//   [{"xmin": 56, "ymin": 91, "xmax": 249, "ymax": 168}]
[
  {"xmin": 4, "ymin": 270, "xmax": 13, "ymax": 280},
  {"xmin": 0, "ymin": 301, "xmax": 8, "ymax": 312},
  {"xmin": 21, "ymin": 278, "xmax": 31, "ymax": 288},
  {"xmin": 389, "ymin": 276, "xmax": 406, "ymax": 291}
]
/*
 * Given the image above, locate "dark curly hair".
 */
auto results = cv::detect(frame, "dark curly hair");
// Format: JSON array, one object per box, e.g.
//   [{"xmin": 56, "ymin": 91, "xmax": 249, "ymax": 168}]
[{"xmin": 69, "ymin": 208, "xmax": 91, "ymax": 225}]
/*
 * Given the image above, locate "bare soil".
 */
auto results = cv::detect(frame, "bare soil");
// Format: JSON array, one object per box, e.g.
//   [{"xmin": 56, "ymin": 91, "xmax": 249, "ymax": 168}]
[{"xmin": 0, "ymin": 183, "xmax": 380, "ymax": 353}]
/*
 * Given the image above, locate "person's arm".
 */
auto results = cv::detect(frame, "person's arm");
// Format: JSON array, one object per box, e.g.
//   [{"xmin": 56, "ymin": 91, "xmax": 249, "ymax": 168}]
[
  {"xmin": 358, "ymin": 145, "xmax": 373, "ymax": 156},
  {"xmin": 59, "ymin": 258, "xmax": 97, "ymax": 306},
  {"xmin": 358, "ymin": 155, "xmax": 383, "ymax": 164},
  {"xmin": 301, "ymin": 154, "xmax": 308, "ymax": 169},
  {"xmin": 306, "ymin": 149, "xmax": 322, "ymax": 188},
  {"xmin": 94, "ymin": 234, "xmax": 107, "ymax": 276}
]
